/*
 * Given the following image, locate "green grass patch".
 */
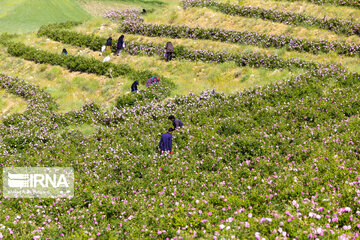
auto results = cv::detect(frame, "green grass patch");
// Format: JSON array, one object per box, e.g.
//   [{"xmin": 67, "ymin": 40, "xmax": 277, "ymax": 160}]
[
  {"xmin": 43, "ymin": 66, "xmax": 63, "ymax": 81},
  {"xmin": 0, "ymin": 0, "xmax": 91, "ymax": 33},
  {"xmin": 72, "ymin": 76, "xmax": 101, "ymax": 93}
]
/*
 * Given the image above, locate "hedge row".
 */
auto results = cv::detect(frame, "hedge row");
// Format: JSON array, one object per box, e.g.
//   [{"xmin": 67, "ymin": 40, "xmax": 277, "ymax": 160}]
[
  {"xmin": 273, "ymin": 0, "xmax": 359, "ymax": 9},
  {"xmin": 0, "ymin": 73, "xmax": 55, "ymax": 107},
  {"xmin": 6, "ymin": 42, "xmax": 160, "ymax": 83},
  {"xmin": 105, "ymin": 9, "xmax": 360, "ymax": 57},
  {"xmin": 182, "ymin": 0, "xmax": 360, "ymax": 36},
  {"xmin": 38, "ymin": 23, "xmax": 345, "ymax": 73}
]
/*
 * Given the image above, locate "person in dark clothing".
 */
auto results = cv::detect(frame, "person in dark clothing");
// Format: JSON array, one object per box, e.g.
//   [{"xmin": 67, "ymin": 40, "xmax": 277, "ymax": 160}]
[
  {"xmin": 106, "ymin": 37, "xmax": 112, "ymax": 47},
  {"xmin": 105, "ymin": 37, "xmax": 113, "ymax": 53},
  {"xmin": 131, "ymin": 81, "xmax": 139, "ymax": 92},
  {"xmin": 165, "ymin": 42, "xmax": 174, "ymax": 62},
  {"xmin": 168, "ymin": 115, "xmax": 183, "ymax": 129},
  {"xmin": 62, "ymin": 48, "xmax": 68, "ymax": 55},
  {"xmin": 159, "ymin": 128, "xmax": 174, "ymax": 154},
  {"xmin": 115, "ymin": 35, "xmax": 125, "ymax": 56}
]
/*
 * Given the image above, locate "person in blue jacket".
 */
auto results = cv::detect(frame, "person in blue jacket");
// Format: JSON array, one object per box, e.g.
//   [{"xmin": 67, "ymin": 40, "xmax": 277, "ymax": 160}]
[{"xmin": 158, "ymin": 128, "xmax": 174, "ymax": 154}]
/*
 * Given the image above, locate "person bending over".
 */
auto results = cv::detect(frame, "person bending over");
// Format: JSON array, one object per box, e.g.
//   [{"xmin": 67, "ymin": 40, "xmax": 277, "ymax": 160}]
[{"xmin": 168, "ymin": 115, "xmax": 183, "ymax": 129}]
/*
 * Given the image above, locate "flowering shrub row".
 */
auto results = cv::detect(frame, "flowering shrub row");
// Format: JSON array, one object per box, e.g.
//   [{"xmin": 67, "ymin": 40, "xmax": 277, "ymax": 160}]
[
  {"xmin": 104, "ymin": 8, "xmax": 145, "ymax": 23},
  {"xmin": 38, "ymin": 24, "xmax": 344, "ymax": 73},
  {"xmin": 182, "ymin": 0, "xmax": 360, "ymax": 36},
  {"xmin": 0, "ymin": 73, "xmax": 55, "ymax": 108},
  {"xmin": 6, "ymin": 42, "xmax": 137, "ymax": 80},
  {"xmin": 273, "ymin": 0, "xmax": 360, "ymax": 9},
  {"xmin": 105, "ymin": 9, "xmax": 360, "ymax": 57},
  {"xmin": 0, "ymin": 73, "xmax": 60, "ymax": 148}
]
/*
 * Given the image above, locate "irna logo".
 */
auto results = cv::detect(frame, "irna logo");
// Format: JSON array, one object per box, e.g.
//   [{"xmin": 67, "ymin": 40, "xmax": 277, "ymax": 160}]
[
  {"xmin": 7, "ymin": 173, "xmax": 69, "ymax": 188},
  {"xmin": 3, "ymin": 167, "xmax": 74, "ymax": 198}
]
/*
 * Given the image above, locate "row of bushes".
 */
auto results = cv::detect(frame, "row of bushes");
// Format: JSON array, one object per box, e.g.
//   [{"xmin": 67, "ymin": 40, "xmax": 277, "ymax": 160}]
[
  {"xmin": 38, "ymin": 23, "xmax": 105, "ymax": 51},
  {"xmin": 273, "ymin": 0, "xmax": 359, "ymax": 9},
  {"xmin": 38, "ymin": 23, "xmax": 344, "ymax": 73},
  {"xmin": 105, "ymin": 9, "xmax": 360, "ymax": 57},
  {"xmin": 5, "ymin": 42, "xmax": 174, "ymax": 107},
  {"xmin": 182, "ymin": 0, "xmax": 360, "ymax": 36},
  {"xmin": 0, "ymin": 73, "xmax": 62, "ymax": 148},
  {"xmin": 0, "ymin": 73, "xmax": 55, "ymax": 107},
  {"xmin": 6, "ymin": 42, "xmax": 131, "ymax": 78}
]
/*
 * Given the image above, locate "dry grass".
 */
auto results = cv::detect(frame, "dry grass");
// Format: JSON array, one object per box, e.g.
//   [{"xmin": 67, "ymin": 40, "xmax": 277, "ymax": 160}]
[
  {"xmin": 0, "ymin": 89, "xmax": 27, "ymax": 117},
  {"xmin": 222, "ymin": 0, "xmax": 360, "ymax": 24}
]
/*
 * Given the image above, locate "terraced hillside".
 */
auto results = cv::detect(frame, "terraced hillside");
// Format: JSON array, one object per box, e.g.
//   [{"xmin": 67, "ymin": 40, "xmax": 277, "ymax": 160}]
[{"xmin": 0, "ymin": 0, "xmax": 360, "ymax": 239}]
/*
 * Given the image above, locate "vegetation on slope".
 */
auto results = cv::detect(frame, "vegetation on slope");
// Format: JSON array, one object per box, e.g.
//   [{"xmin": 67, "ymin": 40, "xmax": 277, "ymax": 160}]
[
  {"xmin": 0, "ymin": 0, "xmax": 360, "ymax": 239},
  {"xmin": 0, "ymin": 0, "xmax": 91, "ymax": 33},
  {"xmin": 0, "ymin": 59, "xmax": 360, "ymax": 238}
]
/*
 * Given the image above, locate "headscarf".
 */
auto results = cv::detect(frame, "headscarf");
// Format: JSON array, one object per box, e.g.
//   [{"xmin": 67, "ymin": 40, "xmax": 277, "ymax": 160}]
[
  {"xmin": 132, "ymin": 81, "xmax": 139, "ymax": 86},
  {"xmin": 106, "ymin": 37, "xmax": 112, "ymax": 46},
  {"xmin": 153, "ymin": 77, "xmax": 160, "ymax": 83},
  {"xmin": 131, "ymin": 81, "xmax": 139, "ymax": 90},
  {"xmin": 117, "ymin": 35, "xmax": 124, "ymax": 49}
]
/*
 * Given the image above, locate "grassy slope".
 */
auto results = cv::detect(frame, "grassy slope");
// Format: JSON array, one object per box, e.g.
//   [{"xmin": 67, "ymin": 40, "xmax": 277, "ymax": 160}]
[
  {"xmin": 0, "ymin": 0, "xmax": 91, "ymax": 33},
  {"xmin": 0, "ymin": 89, "xmax": 26, "ymax": 117},
  {"xmin": 77, "ymin": 0, "xmax": 360, "ymax": 74},
  {"xmin": 0, "ymin": 0, "xmax": 25, "ymax": 18}
]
